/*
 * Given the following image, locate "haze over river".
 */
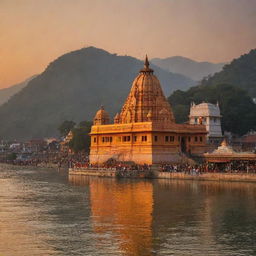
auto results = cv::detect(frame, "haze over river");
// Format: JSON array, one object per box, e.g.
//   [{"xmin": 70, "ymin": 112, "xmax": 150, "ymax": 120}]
[{"xmin": 1, "ymin": 165, "xmax": 256, "ymax": 256}]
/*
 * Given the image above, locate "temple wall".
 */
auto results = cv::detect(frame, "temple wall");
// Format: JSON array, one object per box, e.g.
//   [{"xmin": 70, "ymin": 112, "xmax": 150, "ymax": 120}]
[
  {"xmin": 190, "ymin": 145, "xmax": 208, "ymax": 155},
  {"xmin": 89, "ymin": 132, "xmax": 208, "ymax": 165},
  {"xmin": 152, "ymin": 153, "xmax": 181, "ymax": 163},
  {"xmin": 90, "ymin": 145, "xmax": 153, "ymax": 164},
  {"xmin": 90, "ymin": 144, "xmax": 185, "ymax": 165}
]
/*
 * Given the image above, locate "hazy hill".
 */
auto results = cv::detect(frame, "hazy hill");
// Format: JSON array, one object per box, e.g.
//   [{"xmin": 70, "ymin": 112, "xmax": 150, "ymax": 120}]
[
  {"xmin": 0, "ymin": 75, "xmax": 37, "ymax": 106},
  {"xmin": 152, "ymin": 56, "xmax": 225, "ymax": 81},
  {"xmin": 0, "ymin": 47, "xmax": 195, "ymax": 140},
  {"xmin": 201, "ymin": 49, "xmax": 256, "ymax": 97}
]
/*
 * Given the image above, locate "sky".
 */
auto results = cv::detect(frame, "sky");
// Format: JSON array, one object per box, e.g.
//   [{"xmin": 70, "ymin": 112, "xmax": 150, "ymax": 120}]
[{"xmin": 0, "ymin": 0, "xmax": 256, "ymax": 88}]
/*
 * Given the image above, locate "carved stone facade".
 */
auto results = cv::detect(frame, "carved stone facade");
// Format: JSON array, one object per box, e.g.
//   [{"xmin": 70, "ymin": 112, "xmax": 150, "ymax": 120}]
[{"xmin": 89, "ymin": 57, "xmax": 207, "ymax": 165}]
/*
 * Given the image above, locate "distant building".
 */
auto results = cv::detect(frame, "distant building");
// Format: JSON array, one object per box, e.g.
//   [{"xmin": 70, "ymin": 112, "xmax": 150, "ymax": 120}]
[
  {"xmin": 189, "ymin": 102, "xmax": 223, "ymax": 145},
  {"xmin": 60, "ymin": 130, "xmax": 73, "ymax": 153},
  {"xmin": 45, "ymin": 137, "xmax": 58, "ymax": 145},
  {"xmin": 24, "ymin": 139, "xmax": 47, "ymax": 153},
  {"xmin": 89, "ymin": 57, "xmax": 207, "ymax": 165},
  {"xmin": 9, "ymin": 143, "xmax": 21, "ymax": 150},
  {"xmin": 241, "ymin": 131, "xmax": 256, "ymax": 152}
]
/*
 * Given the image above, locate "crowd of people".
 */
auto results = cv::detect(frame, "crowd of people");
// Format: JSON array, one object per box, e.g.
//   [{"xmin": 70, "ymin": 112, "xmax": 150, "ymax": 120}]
[
  {"xmin": 161, "ymin": 161, "xmax": 256, "ymax": 174},
  {"xmin": 72, "ymin": 161, "xmax": 256, "ymax": 174},
  {"xmin": 72, "ymin": 162, "xmax": 151, "ymax": 171},
  {"xmin": 1, "ymin": 152, "xmax": 255, "ymax": 174}
]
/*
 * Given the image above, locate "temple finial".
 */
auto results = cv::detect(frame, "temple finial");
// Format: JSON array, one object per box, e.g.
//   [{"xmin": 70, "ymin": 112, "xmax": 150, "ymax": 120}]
[
  {"xmin": 140, "ymin": 54, "xmax": 153, "ymax": 73},
  {"xmin": 144, "ymin": 55, "xmax": 149, "ymax": 68}
]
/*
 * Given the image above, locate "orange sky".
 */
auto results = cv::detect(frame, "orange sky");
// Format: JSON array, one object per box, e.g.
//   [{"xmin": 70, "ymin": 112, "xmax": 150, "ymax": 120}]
[{"xmin": 1, "ymin": 0, "xmax": 256, "ymax": 88}]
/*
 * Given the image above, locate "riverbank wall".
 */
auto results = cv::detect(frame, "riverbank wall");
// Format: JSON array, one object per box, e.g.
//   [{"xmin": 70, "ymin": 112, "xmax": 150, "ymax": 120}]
[
  {"xmin": 69, "ymin": 168, "xmax": 156, "ymax": 178},
  {"xmin": 69, "ymin": 168, "xmax": 256, "ymax": 183},
  {"xmin": 69, "ymin": 168, "xmax": 116, "ymax": 177},
  {"xmin": 158, "ymin": 172, "xmax": 256, "ymax": 182}
]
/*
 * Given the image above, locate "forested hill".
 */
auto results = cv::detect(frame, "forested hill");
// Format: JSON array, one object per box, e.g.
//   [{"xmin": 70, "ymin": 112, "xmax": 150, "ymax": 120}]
[
  {"xmin": 201, "ymin": 49, "xmax": 256, "ymax": 97},
  {"xmin": 0, "ymin": 47, "xmax": 195, "ymax": 140}
]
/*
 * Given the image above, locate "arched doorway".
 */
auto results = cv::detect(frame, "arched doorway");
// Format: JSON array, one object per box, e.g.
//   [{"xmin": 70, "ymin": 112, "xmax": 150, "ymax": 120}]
[{"xmin": 181, "ymin": 137, "xmax": 187, "ymax": 153}]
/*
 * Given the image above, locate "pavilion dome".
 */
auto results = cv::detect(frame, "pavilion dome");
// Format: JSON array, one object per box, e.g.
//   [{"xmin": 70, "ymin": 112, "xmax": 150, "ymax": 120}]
[
  {"xmin": 93, "ymin": 106, "xmax": 110, "ymax": 125},
  {"xmin": 190, "ymin": 102, "xmax": 221, "ymax": 117},
  {"xmin": 119, "ymin": 56, "xmax": 175, "ymax": 124}
]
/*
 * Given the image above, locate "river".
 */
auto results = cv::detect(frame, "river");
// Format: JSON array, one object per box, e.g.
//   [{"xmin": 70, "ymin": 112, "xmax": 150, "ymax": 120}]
[{"xmin": 0, "ymin": 164, "xmax": 256, "ymax": 256}]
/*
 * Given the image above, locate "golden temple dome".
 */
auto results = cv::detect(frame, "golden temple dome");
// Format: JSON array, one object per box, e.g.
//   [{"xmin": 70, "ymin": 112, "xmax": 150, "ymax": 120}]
[
  {"xmin": 93, "ymin": 106, "xmax": 110, "ymax": 125},
  {"xmin": 119, "ymin": 56, "xmax": 175, "ymax": 124}
]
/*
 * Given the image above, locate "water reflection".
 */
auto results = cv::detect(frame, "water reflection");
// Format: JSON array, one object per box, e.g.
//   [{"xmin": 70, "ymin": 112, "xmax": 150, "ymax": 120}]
[
  {"xmin": 1, "ymin": 165, "xmax": 256, "ymax": 256},
  {"xmin": 153, "ymin": 180, "xmax": 256, "ymax": 255},
  {"xmin": 70, "ymin": 176, "xmax": 256, "ymax": 256},
  {"xmin": 70, "ymin": 176, "xmax": 153, "ymax": 256},
  {"xmin": 0, "ymin": 166, "xmax": 56, "ymax": 255}
]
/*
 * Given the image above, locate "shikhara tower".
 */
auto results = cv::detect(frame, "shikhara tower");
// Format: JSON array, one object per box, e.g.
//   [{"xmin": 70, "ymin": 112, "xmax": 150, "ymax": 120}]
[
  {"xmin": 118, "ymin": 55, "xmax": 174, "ymax": 124},
  {"xmin": 89, "ymin": 57, "xmax": 207, "ymax": 164}
]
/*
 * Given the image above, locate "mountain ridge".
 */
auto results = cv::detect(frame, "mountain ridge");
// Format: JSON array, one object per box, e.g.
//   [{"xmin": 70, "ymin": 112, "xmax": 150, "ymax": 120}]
[
  {"xmin": 0, "ymin": 75, "xmax": 37, "ymax": 106},
  {"xmin": 0, "ymin": 46, "xmax": 195, "ymax": 140},
  {"xmin": 201, "ymin": 49, "xmax": 256, "ymax": 97},
  {"xmin": 151, "ymin": 56, "xmax": 226, "ymax": 81}
]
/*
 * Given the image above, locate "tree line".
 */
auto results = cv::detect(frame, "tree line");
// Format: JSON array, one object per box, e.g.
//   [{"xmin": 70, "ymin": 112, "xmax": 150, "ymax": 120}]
[{"xmin": 58, "ymin": 120, "xmax": 92, "ymax": 153}]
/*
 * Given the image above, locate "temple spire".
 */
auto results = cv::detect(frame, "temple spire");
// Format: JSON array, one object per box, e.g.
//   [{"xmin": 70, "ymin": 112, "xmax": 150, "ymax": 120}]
[
  {"xmin": 144, "ymin": 55, "xmax": 149, "ymax": 69},
  {"xmin": 140, "ymin": 54, "xmax": 153, "ymax": 73}
]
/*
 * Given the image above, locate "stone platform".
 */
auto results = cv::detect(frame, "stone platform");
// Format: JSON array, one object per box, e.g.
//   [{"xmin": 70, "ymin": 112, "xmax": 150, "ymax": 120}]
[{"xmin": 69, "ymin": 168, "xmax": 256, "ymax": 183}]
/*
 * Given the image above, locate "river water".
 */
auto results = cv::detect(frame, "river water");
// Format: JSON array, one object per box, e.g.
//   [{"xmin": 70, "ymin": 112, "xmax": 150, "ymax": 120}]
[{"xmin": 1, "ymin": 165, "xmax": 256, "ymax": 256}]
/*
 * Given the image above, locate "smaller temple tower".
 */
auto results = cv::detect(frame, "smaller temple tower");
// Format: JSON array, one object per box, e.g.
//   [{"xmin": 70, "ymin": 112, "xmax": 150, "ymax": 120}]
[
  {"xmin": 189, "ymin": 102, "xmax": 223, "ymax": 144},
  {"xmin": 93, "ymin": 106, "xmax": 110, "ymax": 125}
]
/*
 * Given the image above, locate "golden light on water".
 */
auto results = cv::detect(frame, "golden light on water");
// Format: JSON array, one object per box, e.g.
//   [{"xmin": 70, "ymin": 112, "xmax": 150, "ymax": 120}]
[{"xmin": 89, "ymin": 179, "xmax": 153, "ymax": 256}]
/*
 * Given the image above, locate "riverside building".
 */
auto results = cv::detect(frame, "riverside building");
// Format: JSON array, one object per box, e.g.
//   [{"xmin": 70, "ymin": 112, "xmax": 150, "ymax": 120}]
[
  {"xmin": 189, "ymin": 102, "xmax": 223, "ymax": 145},
  {"xmin": 89, "ymin": 57, "xmax": 207, "ymax": 164}
]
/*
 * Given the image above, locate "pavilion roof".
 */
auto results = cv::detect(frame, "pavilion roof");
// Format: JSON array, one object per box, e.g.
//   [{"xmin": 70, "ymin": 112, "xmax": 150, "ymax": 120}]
[{"xmin": 204, "ymin": 140, "xmax": 256, "ymax": 162}]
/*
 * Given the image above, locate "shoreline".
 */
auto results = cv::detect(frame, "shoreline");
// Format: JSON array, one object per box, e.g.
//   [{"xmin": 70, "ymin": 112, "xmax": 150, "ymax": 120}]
[
  {"xmin": 0, "ymin": 162, "xmax": 68, "ymax": 172},
  {"xmin": 2, "ymin": 163, "xmax": 256, "ymax": 184},
  {"xmin": 69, "ymin": 168, "xmax": 256, "ymax": 183}
]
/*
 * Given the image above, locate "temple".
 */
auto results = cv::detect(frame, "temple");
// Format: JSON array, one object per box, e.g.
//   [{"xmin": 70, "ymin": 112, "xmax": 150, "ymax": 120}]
[
  {"xmin": 89, "ymin": 56, "xmax": 207, "ymax": 164},
  {"xmin": 189, "ymin": 102, "xmax": 223, "ymax": 145}
]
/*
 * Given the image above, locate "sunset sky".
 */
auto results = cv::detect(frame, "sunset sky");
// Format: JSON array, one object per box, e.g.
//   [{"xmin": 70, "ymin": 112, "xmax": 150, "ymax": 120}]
[{"xmin": 1, "ymin": 0, "xmax": 256, "ymax": 88}]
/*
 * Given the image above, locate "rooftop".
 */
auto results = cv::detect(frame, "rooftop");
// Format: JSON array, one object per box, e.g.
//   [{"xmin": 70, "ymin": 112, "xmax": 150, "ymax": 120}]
[{"xmin": 190, "ymin": 102, "xmax": 221, "ymax": 117}]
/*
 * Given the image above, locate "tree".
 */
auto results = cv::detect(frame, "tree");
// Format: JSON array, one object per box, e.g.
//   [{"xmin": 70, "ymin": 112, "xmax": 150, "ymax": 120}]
[
  {"xmin": 172, "ymin": 104, "xmax": 190, "ymax": 123},
  {"xmin": 58, "ymin": 120, "xmax": 76, "ymax": 137},
  {"xmin": 69, "ymin": 121, "xmax": 92, "ymax": 153}
]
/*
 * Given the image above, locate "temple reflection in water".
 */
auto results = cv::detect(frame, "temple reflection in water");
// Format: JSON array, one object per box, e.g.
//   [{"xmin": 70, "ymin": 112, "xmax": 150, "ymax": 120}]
[
  {"xmin": 70, "ymin": 176, "xmax": 153, "ymax": 255},
  {"xmin": 69, "ymin": 175, "xmax": 256, "ymax": 256}
]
